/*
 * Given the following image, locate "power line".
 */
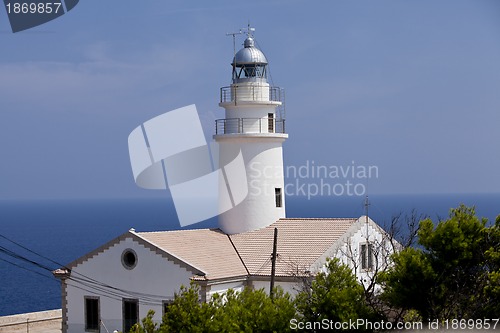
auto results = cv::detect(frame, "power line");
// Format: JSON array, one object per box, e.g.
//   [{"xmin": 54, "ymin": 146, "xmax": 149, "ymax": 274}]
[
  {"xmin": 0, "ymin": 246, "xmax": 55, "ymax": 272},
  {"xmin": 0, "ymin": 232, "xmax": 173, "ymax": 305},
  {"xmin": 0, "ymin": 256, "xmax": 58, "ymax": 283},
  {"xmin": 0, "ymin": 233, "xmax": 63, "ymax": 268}
]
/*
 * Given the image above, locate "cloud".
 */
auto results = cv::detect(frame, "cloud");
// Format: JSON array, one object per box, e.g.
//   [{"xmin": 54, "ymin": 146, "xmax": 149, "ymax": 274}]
[{"xmin": 0, "ymin": 40, "xmax": 216, "ymax": 116}]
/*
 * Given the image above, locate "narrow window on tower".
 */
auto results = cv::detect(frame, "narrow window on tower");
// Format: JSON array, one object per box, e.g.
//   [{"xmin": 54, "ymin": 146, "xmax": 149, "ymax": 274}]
[
  {"xmin": 84, "ymin": 296, "xmax": 99, "ymax": 332},
  {"xmin": 275, "ymin": 188, "xmax": 282, "ymax": 208},
  {"xmin": 268, "ymin": 113, "xmax": 274, "ymax": 133}
]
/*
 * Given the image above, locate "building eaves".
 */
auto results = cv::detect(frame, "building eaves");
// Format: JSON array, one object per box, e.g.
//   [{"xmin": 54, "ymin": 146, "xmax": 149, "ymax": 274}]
[{"xmin": 61, "ymin": 229, "xmax": 205, "ymax": 277}]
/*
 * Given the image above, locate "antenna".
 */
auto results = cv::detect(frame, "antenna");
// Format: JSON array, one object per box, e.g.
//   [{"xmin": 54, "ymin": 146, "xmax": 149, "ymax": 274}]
[
  {"xmin": 226, "ymin": 29, "xmax": 243, "ymax": 60},
  {"xmin": 364, "ymin": 195, "xmax": 370, "ymax": 223},
  {"xmin": 364, "ymin": 195, "xmax": 370, "ymax": 241},
  {"xmin": 226, "ymin": 29, "xmax": 244, "ymax": 82},
  {"xmin": 226, "ymin": 23, "xmax": 256, "ymax": 55}
]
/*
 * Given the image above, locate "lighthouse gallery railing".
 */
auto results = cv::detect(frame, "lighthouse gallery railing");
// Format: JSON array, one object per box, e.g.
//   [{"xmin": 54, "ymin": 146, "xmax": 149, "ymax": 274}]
[
  {"xmin": 215, "ymin": 118, "xmax": 285, "ymax": 135},
  {"xmin": 220, "ymin": 85, "xmax": 284, "ymax": 104}
]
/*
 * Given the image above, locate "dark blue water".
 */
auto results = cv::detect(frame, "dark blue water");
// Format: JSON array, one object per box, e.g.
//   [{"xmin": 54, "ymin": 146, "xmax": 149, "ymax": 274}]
[{"xmin": 0, "ymin": 194, "xmax": 498, "ymax": 316}]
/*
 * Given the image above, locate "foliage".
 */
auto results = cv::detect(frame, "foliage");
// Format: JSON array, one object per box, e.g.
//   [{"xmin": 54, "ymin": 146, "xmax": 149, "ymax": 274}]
[
  {"xmin": 335, "ymin": 210, "xmax": 425, "ymax": 321},
  {"xmin": 381, "ymin": 205, "xmax": 500, "ymax": 320},
  {"xmin": 129, "ymin": 283, "xmax": 215, "ymax": 333},
  {"xmin": 130, "ymin": 310, "xmax": 158, "ymax": 333},
  {"xmin": 130, "ymin": 282, "xmax": 295, "ymax": 333},
  {"xmin": 132, "ymin": 260, "xmax": 374, "ymax": 333},
  {"xmin": 295, "ymin": 258, "xmax": 376, "ymax": 331},
  {"xmin": 379, "ymin": 247, "xmax": 436, "ymax": 317},
  {"xmin": 160, "ymin": 283, "xmax": 215, "ymax": 333},
  {"xmin": 482, "ymin": 215, "xmax": 500, "ymax": 316},
  {"xmin": 210, "ymin": 287, "xmax": 296, "ymax": 333}
]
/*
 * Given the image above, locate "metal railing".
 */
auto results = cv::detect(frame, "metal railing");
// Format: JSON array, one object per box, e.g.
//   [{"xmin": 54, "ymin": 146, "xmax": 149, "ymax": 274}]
[
  {"xmin": 215, "ymin": 118, "xmax": 286, "ymax": 135},
  {"xmin": 220, "ymin": 85, "xmax": 284, "ymax": 104}
]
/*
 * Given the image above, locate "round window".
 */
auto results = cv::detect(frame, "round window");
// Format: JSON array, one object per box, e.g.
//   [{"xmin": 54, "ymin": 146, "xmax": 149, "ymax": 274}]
[{"xmin": 121, "ymin": 249, "xmax": 138, "ymax": 269}]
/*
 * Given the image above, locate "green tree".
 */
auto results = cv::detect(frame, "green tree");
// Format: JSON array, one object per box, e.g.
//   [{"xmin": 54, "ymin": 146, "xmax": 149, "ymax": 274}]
[
  {"xmin": 211, "ymin": 287, "xmax": 296, "ymax": 333},
  {"xmin": 160, "ymin": 282, "xmax": 216, "ymax": 333},
  {"xmin": 130, "ymin": 310, "xmax": 159, "ymax": 333},
  {"xmin": 381, "ymin": 205, "xmax": 500, "ymax": 320},
  {"xmin": 379, "ymin": 247, "xmax": 436, "ymax": 319},
  {"xmin": 482, "ymin": 215, "xmax": 500, "ymax": 316},
  {"xmin": 131, "ymin": 283, "xmax": 295, "ymax": 333},
  {"xmin": 295, "ymin": 258, "xmax": 376, "ymax": 331}
]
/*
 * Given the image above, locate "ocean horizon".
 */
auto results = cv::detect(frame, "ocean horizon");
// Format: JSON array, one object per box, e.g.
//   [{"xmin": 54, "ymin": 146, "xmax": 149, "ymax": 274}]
[{"xmin": 0, "ymin": 193, "xmax": 499, "ymax": 316}]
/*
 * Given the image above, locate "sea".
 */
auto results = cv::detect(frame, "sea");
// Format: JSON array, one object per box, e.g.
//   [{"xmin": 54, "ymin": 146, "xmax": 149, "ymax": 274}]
[{"xmin": 0, "ymin": 193, "xmax": 499, "ymax": 316}]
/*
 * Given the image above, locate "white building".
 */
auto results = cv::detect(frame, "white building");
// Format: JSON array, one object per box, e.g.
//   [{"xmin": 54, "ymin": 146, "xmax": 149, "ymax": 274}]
[{"xmin": 54, "ymin": 28, "xmax": 397, "ymax": 333}]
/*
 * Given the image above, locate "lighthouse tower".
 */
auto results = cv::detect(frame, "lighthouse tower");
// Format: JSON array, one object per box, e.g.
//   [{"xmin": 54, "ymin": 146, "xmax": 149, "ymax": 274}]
[{"xmin": 215, "ymin": 28, "xmax": 288, "ymax": 234}]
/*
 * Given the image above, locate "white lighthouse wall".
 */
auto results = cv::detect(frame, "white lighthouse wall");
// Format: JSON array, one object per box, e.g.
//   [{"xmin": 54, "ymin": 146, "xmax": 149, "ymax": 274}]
[
  {"xmin": 218, "ymin": 138, "xmax": 286, "ymax": 234},
  {"xmin": 64, "ymin": 237, "xmax": 193, "ymax": 333},
  {"xmin": 224, "ymin": 105, "xmax": 278, "ymax": 119},
  {"xmin": 222, "ymin": 104, "xmax": 280, "ymax": 134},
  {"xmin": 231, "ymin": 82, "xmax": 270, "ymax": 101}
]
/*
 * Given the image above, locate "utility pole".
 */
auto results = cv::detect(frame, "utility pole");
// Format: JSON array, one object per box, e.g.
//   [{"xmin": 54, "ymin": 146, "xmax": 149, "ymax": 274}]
[{"xmin": 270, "ymin": 227, "xmax": 278, "ymax": 300}]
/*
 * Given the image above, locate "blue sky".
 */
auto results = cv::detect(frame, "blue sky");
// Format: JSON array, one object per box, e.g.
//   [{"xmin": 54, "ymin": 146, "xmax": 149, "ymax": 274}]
[{"xmin": 1, "ymin": 0, "xmax": 499, "ymax": 199}]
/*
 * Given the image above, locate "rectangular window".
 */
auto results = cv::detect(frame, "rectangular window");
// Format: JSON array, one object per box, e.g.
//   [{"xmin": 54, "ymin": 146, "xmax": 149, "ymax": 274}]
[
  {"xmin": 84, "ymin": 297, "xmax": 99, "ymax": 332},
  {"xmin": 123, "ymin": 299, "xmax": 139, "ymax": 333},
  {"xmin": 361, "ymin": 243, "xmax": 374, "ymax": 270},
  {"xmin": 268, "ymin": 113, "xmax": 274, "ymax": 133},
  {"xmin": 275, "ymin": 188, "xmax": 282, "ymax": 208}
]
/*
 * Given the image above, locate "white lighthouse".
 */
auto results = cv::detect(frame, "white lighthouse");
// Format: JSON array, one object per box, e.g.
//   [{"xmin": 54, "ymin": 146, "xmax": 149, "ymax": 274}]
[{"xmin": 215, "ymin": 28, "xmax": 288, "ymax": 234}]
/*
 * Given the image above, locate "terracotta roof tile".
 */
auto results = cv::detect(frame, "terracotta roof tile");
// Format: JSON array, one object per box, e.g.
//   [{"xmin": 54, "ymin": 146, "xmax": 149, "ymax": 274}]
[
  {"xmin": 137, "ymin": 218, "xmax": 356, "ymax": 280},
  {"xmin": 230, "ymin": 218, "xmax": 356, "ymax": 277},
  {"xmin": 137, "ymin": 229, "xmax": 247, "ymax": 280}
]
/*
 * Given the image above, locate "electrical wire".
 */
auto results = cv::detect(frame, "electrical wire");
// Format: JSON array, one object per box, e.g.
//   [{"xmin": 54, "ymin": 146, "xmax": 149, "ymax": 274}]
[
  {"xmin": 0, "ymin": 256, "xmax": 58, "ymax": 282},
  {"xmin": 0, "ymin": 233, "xmax": 64, "ymax": 268},
  {"xmin": 0, "ymin": 232, "xmax": 173, "ymax": 306}
]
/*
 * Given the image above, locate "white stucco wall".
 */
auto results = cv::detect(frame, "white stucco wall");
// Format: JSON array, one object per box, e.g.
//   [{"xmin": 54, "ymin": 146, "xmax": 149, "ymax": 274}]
[
  {"xmin": 205, "ymin": 279, "xmax": 301, "ymax": 303},
  {"xmin": 333, "ymin": 219, "xmax": 395, "ymax": 290},
  {"xmin": 65, "ymin": 237, "xmax": 194, "ymax": 333},
  {"xmin": 206, "ymin": 280, "xmax": 246, "ymax": 300},
  {"xmin": 250, "ymin": 280, "xmax": 301, "ymax": 297}
]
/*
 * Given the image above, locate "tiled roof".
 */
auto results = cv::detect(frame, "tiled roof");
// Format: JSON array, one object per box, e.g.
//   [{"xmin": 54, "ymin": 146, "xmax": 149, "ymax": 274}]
[
  {"xmin": 137, "ymin": 229, "xmax": 248, "ymax": 280},
  {"xmin": 230, "ymin": 218, "xmax": 356, "ymax": 277},
  {"xmin": 138, "ymin": 218, "xmax": 356, "ymax": 280}
]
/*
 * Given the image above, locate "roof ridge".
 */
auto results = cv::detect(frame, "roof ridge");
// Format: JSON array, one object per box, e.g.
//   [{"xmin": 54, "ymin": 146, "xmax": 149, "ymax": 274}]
[
  {"xmin": 227, "ymin": 234, "xmax": 250, "ymax": 275},
  {"xmin": 279, "ymin": 217, "xmax": 357, "ymax": 221},
  {"xmin": 137, "ymin": 227, "xmax": 222, "ymax": 235},
  {"xmin": 133, "ymin": 232, "xmax": 207, "ymax": 275}
]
